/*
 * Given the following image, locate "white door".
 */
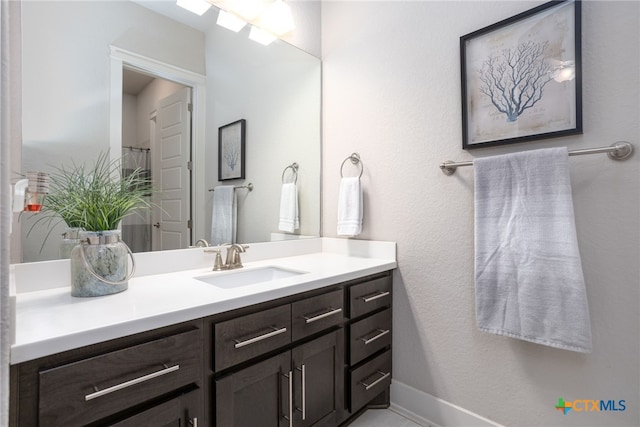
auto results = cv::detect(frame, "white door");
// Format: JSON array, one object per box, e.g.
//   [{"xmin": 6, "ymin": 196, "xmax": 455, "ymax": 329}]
[{"xmin": 151, "ymin": 87, "xmax": 192, "ymax": 251}]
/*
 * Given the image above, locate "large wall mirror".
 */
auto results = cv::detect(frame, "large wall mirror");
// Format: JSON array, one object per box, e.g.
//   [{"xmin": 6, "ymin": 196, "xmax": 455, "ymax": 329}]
[{"xmin": 19, "ymin": 0, "xmax": 321, "ymax": 262}]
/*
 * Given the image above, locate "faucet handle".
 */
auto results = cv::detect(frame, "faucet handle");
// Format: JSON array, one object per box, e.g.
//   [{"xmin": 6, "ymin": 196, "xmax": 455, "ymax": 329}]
[{"xmin": 204, "ymin": 248, "xmax": 225, "ymax": 271}]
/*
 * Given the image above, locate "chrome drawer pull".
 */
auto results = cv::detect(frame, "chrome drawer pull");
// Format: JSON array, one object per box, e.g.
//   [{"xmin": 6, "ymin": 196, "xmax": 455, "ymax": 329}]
[
  {"xmin": 233, "ymin": 326, "xmax": 287, "ymax": 349},
  {"xmin": 85, "ymin": 363, "xmax": 180, "ymax": 401},
  {"xmin": 359, "ymin": 370, "xmax": 391, "ymax": 391},
  {"xmin": 302, "ymin": 307, "xmax": 342, "ymax": 324},
  {"xmin": 359, "ymin": 328, "xmax": 390, "ymax": 345},
  {"xmin": 360, "ymin": 291, "xmax": 390, "ymax": 303}
]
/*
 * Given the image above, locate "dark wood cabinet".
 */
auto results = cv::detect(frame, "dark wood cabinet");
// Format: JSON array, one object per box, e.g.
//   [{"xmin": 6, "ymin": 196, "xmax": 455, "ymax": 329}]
[
  {"xmin": 215, "ymin": 351, "xmax": 291, "ymax": 427},
  {"xmin": 109, "ymin": 388, "xmax": 200, "ymax": 427},
  {"xmin": 10, "ymin": 270, "xmax": 393, "ymax": 427},
  {"xmin": 10, "ymin": 320, "xmax": 204, "ymax": 427},
  {"xmin": 341, "ymin": 272, "xmax": 393, "ymax": 422},
  {"xmin": 292, "ymin": 330, "xmax": 344, "ymax": 427},
  {"xmin": 215, "ymin": 330, "xmax": 343, "ymax": 427}
]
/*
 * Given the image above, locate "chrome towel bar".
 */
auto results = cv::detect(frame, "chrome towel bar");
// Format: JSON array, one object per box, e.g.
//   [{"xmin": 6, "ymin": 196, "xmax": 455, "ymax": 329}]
[
  {"xmin": 440, "ymin": 141, "xmax": 633, "ymax": 175},
  {"xmin": 208, "ymin": 183, "xmax": 254, "ymax": 192}
]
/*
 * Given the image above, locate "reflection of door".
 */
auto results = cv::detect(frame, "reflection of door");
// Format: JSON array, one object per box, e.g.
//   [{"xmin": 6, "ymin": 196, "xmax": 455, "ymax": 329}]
[{"xmin": 152, "ymin": 87, "xmax": 192, "ymax": 251}]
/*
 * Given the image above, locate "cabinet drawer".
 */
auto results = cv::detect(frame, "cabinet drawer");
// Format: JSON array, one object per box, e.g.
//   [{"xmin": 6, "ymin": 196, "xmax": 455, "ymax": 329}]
[
  {"xmin": 215, "ymin": 304, "xmax": 291, "ymax": 371},
  {"xmin": 292, "ymin": 289, "xmax": 344, "ymax": 341},
  {"xmin": 38, "ymin": 328, "xmax": 202, "ymax": 427},
  {"xmin": 349, "ymin": 275, "xmax": 392, "ymax": 319},
  {"xmin": 349, "ymin": 308, "xmax": 391, "ymax": 365},
  {"xmin": 349, "ymin": 349, "xmax": 392, "ymax": 413},
  {"xmin": 110, "ymin": 388, "xmax": 200, "ymax": 427}
]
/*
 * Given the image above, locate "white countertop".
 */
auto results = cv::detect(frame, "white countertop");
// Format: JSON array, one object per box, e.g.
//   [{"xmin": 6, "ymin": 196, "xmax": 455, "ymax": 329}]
[{"xmin": 11, "ymin": 238, "xmax": 396, "ymax": 364}]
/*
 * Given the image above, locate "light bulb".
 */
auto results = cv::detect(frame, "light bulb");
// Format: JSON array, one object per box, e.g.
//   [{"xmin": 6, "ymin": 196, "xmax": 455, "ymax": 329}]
[
  {"xmin": 217, "ymin": 10, "xmax": 247, "ymax": 32},
  {"xmin": 176, "ymin": 0, "xmax": 212, "ymax": 16},
  {"xmin": 258, "ymin": 0, "xmax": 294, "ymax": 36},
  {"xmin": 249, "ymin": 26, "xmax": 276, "ymax": 45}
]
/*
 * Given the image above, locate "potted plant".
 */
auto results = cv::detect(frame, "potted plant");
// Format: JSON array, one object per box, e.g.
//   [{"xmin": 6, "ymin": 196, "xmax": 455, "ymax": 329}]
[{"xmin": 42, "ymin": 152, "xmax": 152, "ymax": 297}]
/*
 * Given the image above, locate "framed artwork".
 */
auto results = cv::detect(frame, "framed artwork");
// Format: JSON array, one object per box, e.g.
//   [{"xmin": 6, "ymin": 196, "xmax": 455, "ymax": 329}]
[
  {"xmin": 218, "ymin": 119, "xmax": 246, "ymax": 181},
  {"xmin": 461, "ymin": 0, "xmax": 582, "ymax": 149}
]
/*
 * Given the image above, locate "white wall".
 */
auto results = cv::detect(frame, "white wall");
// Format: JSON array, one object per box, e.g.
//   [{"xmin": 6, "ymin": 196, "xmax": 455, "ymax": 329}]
[{"xmin": 322, "ymin": 1, "xmax": 639, "ymax": 426}]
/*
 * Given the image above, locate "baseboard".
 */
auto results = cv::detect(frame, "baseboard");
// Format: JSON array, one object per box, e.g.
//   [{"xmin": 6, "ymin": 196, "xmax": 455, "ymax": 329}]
[{"xmin": 390, "ymin": 380, "xmax": 505, "ymax": 427}]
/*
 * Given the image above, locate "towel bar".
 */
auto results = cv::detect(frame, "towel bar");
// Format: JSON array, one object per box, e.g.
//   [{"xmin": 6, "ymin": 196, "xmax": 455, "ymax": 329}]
[
  {"xmin": 440, "ymin": 141, "xmax": 634, "ymax": 175},
  {"xmin": 208, "ymin": 183, "xmax": 254, "ymax": 192}
]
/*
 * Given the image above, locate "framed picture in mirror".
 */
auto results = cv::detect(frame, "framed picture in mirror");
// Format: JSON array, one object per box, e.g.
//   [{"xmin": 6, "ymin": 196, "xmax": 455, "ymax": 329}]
[
  {"xmin": 218, "ymin": 119, "xmax": 246, "ymax": 181},
  {"xmin": 461, "ymin": 0, "xmax": 582, "ymax": 149}
]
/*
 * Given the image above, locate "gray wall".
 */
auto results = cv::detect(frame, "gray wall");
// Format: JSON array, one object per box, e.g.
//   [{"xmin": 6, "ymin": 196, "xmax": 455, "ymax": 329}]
[{"xmin": 322, "ymin": 1, "xmax": 639, "ymax": 426}]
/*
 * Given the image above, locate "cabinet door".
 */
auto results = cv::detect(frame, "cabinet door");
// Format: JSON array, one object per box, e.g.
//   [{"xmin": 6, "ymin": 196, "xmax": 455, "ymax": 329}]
[
  {"xmin": 109, "ymin": 388, "xmax": 200, "ymax": 427},
  {"xmin": 216, "ymin": 351, "xmax": 291, "ymax": 427},
  {"xmin": 292, "ymin": 330, "xmax": 343, "ymax": 427}
]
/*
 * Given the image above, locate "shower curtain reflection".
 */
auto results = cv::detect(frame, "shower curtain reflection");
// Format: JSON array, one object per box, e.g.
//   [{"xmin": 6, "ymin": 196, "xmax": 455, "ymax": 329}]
[{"xmin": 121, "ymin": 146, "xmax": 151, "ymax": 252}]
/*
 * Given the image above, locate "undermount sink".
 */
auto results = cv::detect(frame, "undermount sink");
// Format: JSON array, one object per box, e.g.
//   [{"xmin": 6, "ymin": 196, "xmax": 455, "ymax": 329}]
[{"xmin": 194, "ymin": 266, "xmax": 307, "ymax": 289}]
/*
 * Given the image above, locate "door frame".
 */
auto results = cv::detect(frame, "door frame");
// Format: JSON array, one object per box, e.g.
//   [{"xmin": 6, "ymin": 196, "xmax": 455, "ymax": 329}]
[{"xmin": 109, "ymin": 46, "xmax": 207, "ymax": 246}]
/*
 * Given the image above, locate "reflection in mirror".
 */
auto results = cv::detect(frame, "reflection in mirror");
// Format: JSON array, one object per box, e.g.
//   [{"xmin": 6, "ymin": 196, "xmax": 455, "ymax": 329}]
[{"xmin": 19, "ymin": 0, "xmax": 321, "ymax": 263}]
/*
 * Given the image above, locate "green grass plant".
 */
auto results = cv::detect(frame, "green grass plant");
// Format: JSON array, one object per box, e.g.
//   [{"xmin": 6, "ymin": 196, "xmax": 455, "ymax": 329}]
[{"xmin": 42, "ymin": 152, "xmax": 153, "ymax": 232}]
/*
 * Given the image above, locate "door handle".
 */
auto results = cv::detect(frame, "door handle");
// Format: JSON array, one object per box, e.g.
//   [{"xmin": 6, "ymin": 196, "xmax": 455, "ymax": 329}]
[
  {"xmin": 282, "ymin": 371, "xmax": 293, "ymax": 427},
  {"xmin": 153, "ymin": 222, "xmax": 160, "ymax": 228},
  {"xmin": 296, "ymin": 364, "xmax": 306, "ymax": 420}
]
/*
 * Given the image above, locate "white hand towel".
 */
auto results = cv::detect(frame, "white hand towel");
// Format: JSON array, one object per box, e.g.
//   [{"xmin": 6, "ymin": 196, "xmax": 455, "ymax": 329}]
[
  {"xmin": 474, "ymin": 147, "xmax": 592, "ymax": 353},
  {"xmin": 211, "ymin": 185, "xmax": 237, "ymax": 246},
  {"xmin": 337, "ymin": 177, "xmax": 363, "ymax": 237},
  {"xmin": 278, "ymin": 183, "xmax": 299, "ymax": 233}
]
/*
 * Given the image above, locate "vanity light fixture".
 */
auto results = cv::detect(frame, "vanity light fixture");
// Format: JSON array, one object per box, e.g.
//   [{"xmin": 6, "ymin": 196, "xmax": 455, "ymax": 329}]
[
  {"xmin": 212, "ymin": 0, "xmax": 294, "ymax": 45},
  {"xmin": 248, "ymin": 26, "xmax": 277, "ymax": 45},
  {"xmin": 176, "ymin": 0, "xmax": 212, "ymax": 16},
  {"xmin": 257, "ymin": 0, "xmax": 295, "ymax": 36},
  {"xmin": 217, "ymin": 9, "xmax": 247, "ymax": 32}
]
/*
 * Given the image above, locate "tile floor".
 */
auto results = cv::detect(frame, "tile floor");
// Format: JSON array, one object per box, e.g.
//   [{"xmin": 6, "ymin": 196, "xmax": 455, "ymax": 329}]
[{"xmin": 348, "ymin": 408, "xmax": 425, "ymax": 427}]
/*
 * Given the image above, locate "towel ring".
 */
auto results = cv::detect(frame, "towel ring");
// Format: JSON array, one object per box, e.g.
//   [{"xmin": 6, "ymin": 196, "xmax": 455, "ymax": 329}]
[
  {"xmin": 282, "ymin": 162, "xmax": 299, "ymax": 184},
  {"xmin": 340, "ymin": 153, "xmax": 363, "ymax": 178}
]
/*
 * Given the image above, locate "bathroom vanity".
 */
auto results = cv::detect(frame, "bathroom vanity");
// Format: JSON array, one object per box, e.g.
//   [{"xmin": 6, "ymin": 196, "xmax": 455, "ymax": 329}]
[{"xmin": 8, "ymin": 238, "xmax": 396, "ymax": 426}]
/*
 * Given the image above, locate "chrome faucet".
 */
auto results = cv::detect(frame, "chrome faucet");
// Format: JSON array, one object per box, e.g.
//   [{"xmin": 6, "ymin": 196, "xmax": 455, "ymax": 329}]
[
  {"xmin": 224, "ymin": 244, "xmax": 249, "ymax": 269},
  {"xmin": 204, "ymin": 243, "xmax": 249, "ymax": 270},
  {"xmin": 193, "ymin": 239, "xmax": 209, "ymax": 248}
]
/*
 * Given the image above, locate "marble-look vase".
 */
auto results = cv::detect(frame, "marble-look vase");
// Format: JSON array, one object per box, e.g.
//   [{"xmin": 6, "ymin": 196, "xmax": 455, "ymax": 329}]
[
  {"xmin": 59, "ymin": 227, "xmax": 83, "ymax": 259},
  {"xmin": 70, "ymin": 230, "xmax": 129, "ymax": 297}
]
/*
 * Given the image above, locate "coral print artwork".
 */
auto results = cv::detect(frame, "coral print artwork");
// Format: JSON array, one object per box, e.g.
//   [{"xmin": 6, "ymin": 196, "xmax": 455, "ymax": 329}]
[{"xmin": 461, "ymin": 0, "xmax": 582, "ymax": 149}]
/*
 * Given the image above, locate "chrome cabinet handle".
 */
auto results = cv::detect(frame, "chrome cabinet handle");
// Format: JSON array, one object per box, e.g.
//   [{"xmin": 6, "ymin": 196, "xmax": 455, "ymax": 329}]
[
  {"xmin": 302, "ymin": 307, "xmax": 342, "ymax": 324},
  {"xmin": 359, "ymin": 370, "xmax": 391, "ymax": 391},
  {"xmin": 296, "ymin": 364, "xmax": 306, "ymax": 420},
  {"xmin": 361, "ymin": 291, "xmax": 390, "ymax": 303},
  {"xmin": 233, "ymin": 326, "xmax": 287, "ymax": 349},
  {"xmin": 85, "ymin": 364, "xmax": 179, "ymax": 401},
  {"xmin": 359, "ymin": 328, "xmax": 390, "ymax": 345},
  {"xmin": 282, "ymin": 371, "xmax": 293, "ymax": 427},
  {"xmin": 188, "ymin": 417, "xmax": 198, "ymax": 427}
]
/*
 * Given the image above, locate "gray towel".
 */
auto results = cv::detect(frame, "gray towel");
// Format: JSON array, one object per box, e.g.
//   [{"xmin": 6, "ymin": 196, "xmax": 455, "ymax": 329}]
[
  {"xmin": 211, "ymin": 186, "xmax": 237, "ymax": 246},
  {"xmin": 474, "ymin": 147, "xmax": 592, "ymax": 353}
]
